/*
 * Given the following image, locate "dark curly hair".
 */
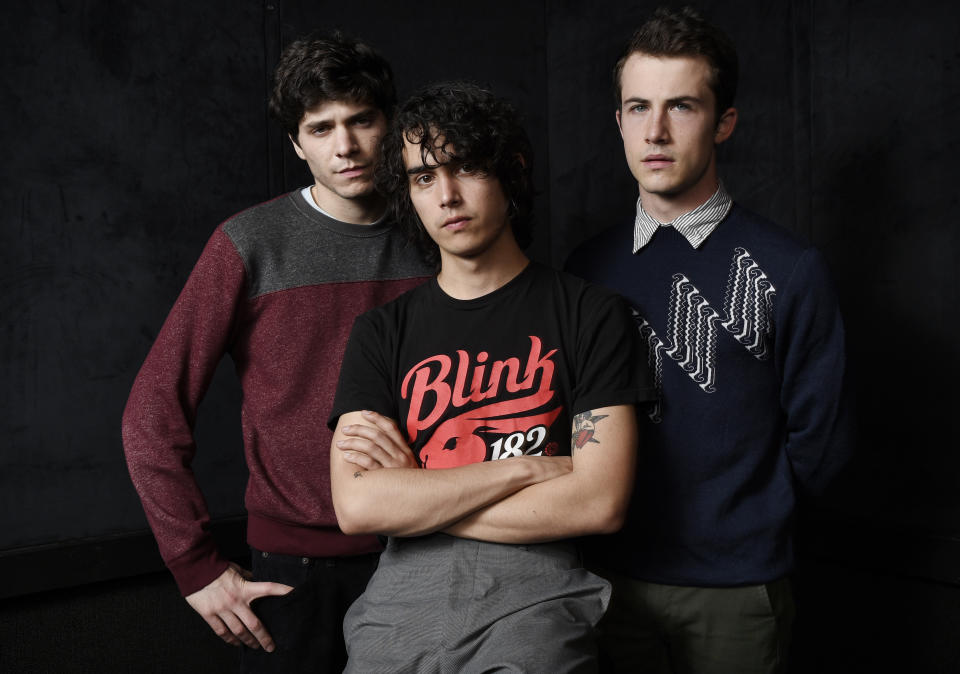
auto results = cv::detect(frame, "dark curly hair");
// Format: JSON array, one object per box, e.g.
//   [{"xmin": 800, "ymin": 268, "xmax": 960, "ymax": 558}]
[
  {"xmin": 269, "ymin": 32, "xmax": 395, "ymax": 141},
  {"xmin": 375, "ymin": 81, "xmax": 534, "ymax": 269},
  {"xmin": 613, "ymin": 6, "xmax": 738, "ymax": 123}
]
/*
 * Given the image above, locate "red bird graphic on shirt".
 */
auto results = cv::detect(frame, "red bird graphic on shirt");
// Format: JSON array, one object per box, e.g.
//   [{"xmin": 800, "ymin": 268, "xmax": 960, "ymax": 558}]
[{"xmin": 419, "ymin": 389, "xmax": 561, "ymax": 469}]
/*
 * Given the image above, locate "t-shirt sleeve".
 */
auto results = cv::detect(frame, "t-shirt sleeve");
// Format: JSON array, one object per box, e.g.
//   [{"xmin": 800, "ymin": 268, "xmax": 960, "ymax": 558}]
[
  {"xmin": 571, "ymin": 284, "xmax": 657, "ymax": 414},
  {"xmin": 327, "ymin": 311, "xmax": 397, "ymax": 430}
]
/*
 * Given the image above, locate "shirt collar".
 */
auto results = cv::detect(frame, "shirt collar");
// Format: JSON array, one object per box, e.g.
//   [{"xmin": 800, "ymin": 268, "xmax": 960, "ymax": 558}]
[{"xmin": 632, "ymin": 182, "xmax": 733, "ymax": 252}]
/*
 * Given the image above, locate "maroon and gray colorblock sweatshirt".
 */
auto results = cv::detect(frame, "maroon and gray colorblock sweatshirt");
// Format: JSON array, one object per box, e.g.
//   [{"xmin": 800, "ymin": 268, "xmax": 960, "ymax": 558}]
[{"xmin": 122, "ymin": 190, "xmax": 432, "ymax": 595}]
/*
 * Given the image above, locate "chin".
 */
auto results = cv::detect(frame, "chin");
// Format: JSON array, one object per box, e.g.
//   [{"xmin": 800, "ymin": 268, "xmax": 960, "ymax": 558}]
[
  {"xmin": 341, "ymin": 184, "xmax": 377, "ymax": 199},
  {"xmin": 640, "ymin": 176, "xmax": 691, "ymax": 196}
]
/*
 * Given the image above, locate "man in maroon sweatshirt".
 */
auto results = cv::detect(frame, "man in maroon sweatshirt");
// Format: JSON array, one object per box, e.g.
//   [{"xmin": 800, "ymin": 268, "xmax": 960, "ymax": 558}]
[{"xmin": 121, "ymin": 33, "xmax": 430, "ymax": 672}]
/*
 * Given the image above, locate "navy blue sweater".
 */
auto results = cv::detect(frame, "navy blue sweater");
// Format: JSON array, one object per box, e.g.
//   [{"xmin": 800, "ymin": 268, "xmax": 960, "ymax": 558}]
[{"xmin": 568, "ymin": 204, "xmax": 852, "ymax": 586}]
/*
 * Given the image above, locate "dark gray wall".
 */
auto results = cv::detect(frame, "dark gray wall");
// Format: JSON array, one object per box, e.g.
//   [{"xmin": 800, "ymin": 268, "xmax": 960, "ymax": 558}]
[
  {"xmin": 1, "ymin": 0, "xmax": 266, "ymax": 554},
  {"xmin": 1, "ymin": 0, "xmax": 959, "ymax": 670}
]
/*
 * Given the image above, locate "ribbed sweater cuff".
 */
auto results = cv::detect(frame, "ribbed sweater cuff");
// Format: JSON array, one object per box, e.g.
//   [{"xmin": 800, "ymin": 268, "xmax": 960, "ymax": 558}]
[{"xmin": 166, "ymin": 538, "xmax": 230, "ymax": 597}]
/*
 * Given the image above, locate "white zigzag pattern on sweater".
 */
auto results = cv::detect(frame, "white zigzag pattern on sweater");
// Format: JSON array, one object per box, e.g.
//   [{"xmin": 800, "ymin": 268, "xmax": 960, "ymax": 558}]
[{"xmin": 635, "ymin": 247, "xmax": 776, "ymax": 423}]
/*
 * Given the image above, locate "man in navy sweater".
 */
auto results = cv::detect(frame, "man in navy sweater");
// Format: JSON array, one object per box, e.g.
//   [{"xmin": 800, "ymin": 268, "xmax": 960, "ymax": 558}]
[{"xmin": 567, "ymin": 7, "xmax": 853, "ymax": 673}]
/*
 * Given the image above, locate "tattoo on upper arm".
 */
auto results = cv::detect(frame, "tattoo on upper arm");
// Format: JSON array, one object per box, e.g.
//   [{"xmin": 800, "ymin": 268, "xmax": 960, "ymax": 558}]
[{"xmin": 572, "ymin": 410, "xmax": 609, "ymax": 450}]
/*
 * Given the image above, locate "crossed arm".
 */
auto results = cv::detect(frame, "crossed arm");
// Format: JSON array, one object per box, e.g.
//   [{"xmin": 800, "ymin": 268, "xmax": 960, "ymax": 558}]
[{"xmin": 330, "ymin": 405, "xmax": 637, "ymax": 544}]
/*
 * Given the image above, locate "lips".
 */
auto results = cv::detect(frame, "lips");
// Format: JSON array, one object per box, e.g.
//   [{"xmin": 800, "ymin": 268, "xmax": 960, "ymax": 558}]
[
  {"xmin": 442, "ymin": 215, "xmax": 471, "ymax": 230},
  {"xmin": 338, "ymin": 165, "xmax": 368, "ymax": 177},
  {"xmin": 643, "ymin": 154, "xmax": 674, "ymax": 169}
]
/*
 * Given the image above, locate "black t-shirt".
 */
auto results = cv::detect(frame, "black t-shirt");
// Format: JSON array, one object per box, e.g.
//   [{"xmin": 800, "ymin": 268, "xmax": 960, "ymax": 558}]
[{"xmin": 329, "ymin": 262, "xmax": 655, "ymax": 468}]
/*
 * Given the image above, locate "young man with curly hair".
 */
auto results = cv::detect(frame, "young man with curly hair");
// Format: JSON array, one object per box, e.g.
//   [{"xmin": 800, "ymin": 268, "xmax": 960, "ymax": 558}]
[
  {"xmin": 567, "ymin": 7, "xmax": 852, "ymax": 673},
  {"xmin": 327, "ymin": 82, "xmax": 655, "ymax": 672},
  {"xmin": 122, "ymin": 34, "xmax": 431, "ymax": 671}
]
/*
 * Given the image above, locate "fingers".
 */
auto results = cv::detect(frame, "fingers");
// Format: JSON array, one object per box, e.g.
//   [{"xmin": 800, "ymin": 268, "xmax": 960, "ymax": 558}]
[
  {"xmin": 235, "ymin": 603, "xmax": 275, "ymax": 651},
  {"xmin": 206, "ymin": 584, "xmax": 293, "ymax": 651},
  {"xmin": 337, "ymin": 413, "xmax": 417, "ymax": 469},
  {"xmin": 201, "ymin": 614, "xmax": 243, "ymax": 647},
  {"xmin": 221, "ymin": 609, "xmax": 263, "ymax": 650},
  {"xmin": 198, "ymin": 609, "xmax": 256, "ymax": 649},
  {"xmin": 186, "ymin": 566, "xmax": 292, "ymax": 652},
  {"xmin": 339, "ymin": 448, "xmax": 383, "ymax": 470},
  {"xmin": 360, "ymin": 410, "xmax": 409, "ymax": 447},
  {"xmin": 336, "ymin": 432, "xmax": 395, "ymax": 468},
  {"xmin": 247, "ymin": 581, "xmax": 294, "ymax": 598},
  {"xmin": 234, "ymin": 581, "xmax": 294, "ymax": 651}
]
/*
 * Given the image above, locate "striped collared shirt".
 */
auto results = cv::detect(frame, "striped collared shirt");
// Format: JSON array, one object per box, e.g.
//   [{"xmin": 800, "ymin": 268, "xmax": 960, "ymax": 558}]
[{"xmin": 632, "ymin": 182, "xmax": 733, "ymax": 253}]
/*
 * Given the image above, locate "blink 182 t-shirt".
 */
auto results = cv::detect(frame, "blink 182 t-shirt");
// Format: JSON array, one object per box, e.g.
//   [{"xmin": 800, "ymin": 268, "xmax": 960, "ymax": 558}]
[{"xmin": 329, "ymin": 263, "xmax": 655, "ymax": 468}]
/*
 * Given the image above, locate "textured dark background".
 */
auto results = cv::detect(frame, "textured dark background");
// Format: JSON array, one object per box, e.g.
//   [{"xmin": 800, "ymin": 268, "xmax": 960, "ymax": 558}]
[{"xmin": 2, "ymin": 1, "xmax": 958, "ymax": 671}]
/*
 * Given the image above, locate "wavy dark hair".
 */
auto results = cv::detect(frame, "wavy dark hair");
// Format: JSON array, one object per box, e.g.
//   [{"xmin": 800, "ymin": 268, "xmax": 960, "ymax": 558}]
[
  {"xmin": 269, "ymin": 32, "xmax": 395, "ymax": 141},
  {"xmin": 376, "ymin": 81, "xmax": 534, "ymax": 269},
  {"xmin": 613, "ymin": 6, "xmax": 738, "ymax": 122}
]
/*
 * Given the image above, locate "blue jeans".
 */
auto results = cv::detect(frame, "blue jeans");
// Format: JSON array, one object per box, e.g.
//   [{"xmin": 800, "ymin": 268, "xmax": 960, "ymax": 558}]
[{"xmin": 239, "ymin": 547, "xmax": 378, "ymax": 673}]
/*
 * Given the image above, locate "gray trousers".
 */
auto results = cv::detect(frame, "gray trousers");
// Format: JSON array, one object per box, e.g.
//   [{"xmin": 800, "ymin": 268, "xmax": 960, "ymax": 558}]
[
  {"xmin": 594, "ymin": 567, "xmax": 795, "ymax": 674},
  {"xmin": 343, "ymin": 534, "xmax": 611, "ymax": 673}
]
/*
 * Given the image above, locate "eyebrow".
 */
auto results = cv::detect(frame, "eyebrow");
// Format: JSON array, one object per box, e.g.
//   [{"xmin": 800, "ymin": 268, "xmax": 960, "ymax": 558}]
[
  {"xmin": 405, "ymin": 156, "xmax": 458, "ymax": 175},
  {"xmin": 303, "ymin": 107, "xmax": 378, "ymax": 129},
  {"xmin": 406, "ymin": 164, "xmax": 436, "ymax": 175},
  {"xmin": 623, "ymin": 95, "xmax": 704, "ymax": 106}
]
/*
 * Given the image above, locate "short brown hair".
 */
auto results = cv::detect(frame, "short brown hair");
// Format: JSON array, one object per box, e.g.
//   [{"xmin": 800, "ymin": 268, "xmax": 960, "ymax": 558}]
[
  {"xmin": 269, "ymin": 32, "xmax": 395, "ymax": 141},
  {"xmin": 613, "ymin": 6, "xmax": 738, "ymax": 121}
]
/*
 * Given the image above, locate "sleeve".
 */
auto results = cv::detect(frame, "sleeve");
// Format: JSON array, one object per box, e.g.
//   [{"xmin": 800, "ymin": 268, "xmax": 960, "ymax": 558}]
[
  {"xmin": 572, "ymin": 284, "xmax": 657, "ymax": 414},
  {"xmin": 327, "ymin": 311, "xmax": 398, "ymax": 431},
  {"xmin": 121, "ymin": 227, "xmax": 246, "ymax": 596},
  {"xmin": 775, "ymin": 247, "xmax": 855, "ymax": 497}
]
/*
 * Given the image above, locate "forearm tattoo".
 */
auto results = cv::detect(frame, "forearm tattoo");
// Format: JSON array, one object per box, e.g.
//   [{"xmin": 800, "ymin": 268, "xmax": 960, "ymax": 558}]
[{"xmin": 572, "ymin": 410, "xmax": 608, "ymax": 451}]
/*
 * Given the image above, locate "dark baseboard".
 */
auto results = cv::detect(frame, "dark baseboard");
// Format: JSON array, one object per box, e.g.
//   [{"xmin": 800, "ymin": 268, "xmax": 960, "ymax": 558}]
[{"xmin": 0, "ymin": 516, "xmax": 248, "ymax": 600}]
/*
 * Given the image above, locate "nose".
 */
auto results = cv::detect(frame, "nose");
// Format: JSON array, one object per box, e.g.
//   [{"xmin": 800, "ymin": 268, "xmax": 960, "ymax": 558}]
[
  {"xmin": 645, "ymin": 108, "xmax": 669, "ymax": 145},
  {"xmin": 438, "ymin": 173, "xmax": 461, "ymax": 208},
  {"xmin": 333, "ymin": 125, "xmax": 358, "ymax": 157}
]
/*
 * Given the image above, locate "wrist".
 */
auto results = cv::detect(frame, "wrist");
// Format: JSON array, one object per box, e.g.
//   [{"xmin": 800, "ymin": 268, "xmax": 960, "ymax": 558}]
[{"xmin": 506, "ymin": 455, "xmax": 542, "ymax": 487}]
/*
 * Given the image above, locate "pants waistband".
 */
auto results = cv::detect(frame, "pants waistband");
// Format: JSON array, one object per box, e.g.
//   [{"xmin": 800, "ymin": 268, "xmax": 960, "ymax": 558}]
[{"xmin": 250, "ymin": 546, "xmax": 380, "ymax": 568}]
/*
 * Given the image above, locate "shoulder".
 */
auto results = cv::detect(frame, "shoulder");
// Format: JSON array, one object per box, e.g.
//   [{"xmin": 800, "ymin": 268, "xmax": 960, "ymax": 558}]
[
  {"xmin": 722, "ymin": 205, "xmax": 840, "ymax": 314},
  {"xmin": 720, "ymin": 203, "xmax": 831, "ymax": 281},
  {"xmin": 531, "ymin": 264, "xmax": 631, "ymax": 319},
  {"xmin": 357, "ymin": 279, "xmax": 434, "ymax": 327},
  {"xmin": 723, "ymin": 204, "xmax": 812, "ymax": 255},
  {"xmin": 219, "ymin": 192, "xmax": 301, "ymax": 241}
]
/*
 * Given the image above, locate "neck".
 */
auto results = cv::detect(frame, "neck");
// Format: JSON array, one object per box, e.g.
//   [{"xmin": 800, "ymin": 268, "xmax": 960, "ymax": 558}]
[
  {"xmin": 311, "ymin": 184, "xmax": 386, "ymax": 225},
  {"xmin": 436, "ymin": 233, "xmax": 530, "ymax": 301}
]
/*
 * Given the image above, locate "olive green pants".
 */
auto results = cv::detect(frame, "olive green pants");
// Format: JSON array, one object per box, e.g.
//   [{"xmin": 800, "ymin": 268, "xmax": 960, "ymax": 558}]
[{"xmin": 594, "ymin": 568, "xmax": 794, "ymax": 674}]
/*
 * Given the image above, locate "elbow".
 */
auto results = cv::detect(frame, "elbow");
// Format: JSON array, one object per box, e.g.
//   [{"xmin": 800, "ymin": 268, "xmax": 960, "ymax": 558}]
[
  {"xmin": 593, "ymin": 504, "xmax": 627, "ymax": 535},
  {"xmin": 336, "ymin": 515, "xmax": 368, "ymax": 537},
  {"xmin": 585, "ymin": 495, "xmax": 629, "ymax": 535},
  {"xmin": 332, "ymin": 498, "xmax": 381, "ymax": 536}
]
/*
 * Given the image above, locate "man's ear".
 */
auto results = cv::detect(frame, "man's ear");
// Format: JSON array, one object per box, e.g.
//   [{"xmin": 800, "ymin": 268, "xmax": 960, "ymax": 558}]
[
  {"xmin": 289, "ymin": 133, "xmax": 306, "ymax": 160},
  {"xmin": 714, "ymin": 107, "xmax": 737, "ymax": 144},
  {"xmin": 616, "ymin": 108, "xmax": 624, "ymax": 138}
]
